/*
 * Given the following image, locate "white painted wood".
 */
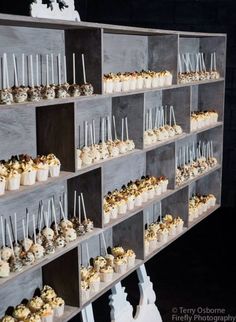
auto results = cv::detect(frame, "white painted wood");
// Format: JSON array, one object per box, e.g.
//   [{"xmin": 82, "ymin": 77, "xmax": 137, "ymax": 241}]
[
  {"xmin": 81, "ymin": 304, "xmax": 95, "ymax": 322},
  {"xmin": 30, "ymin": 0, "xmax": 80, "ymax": 21}
]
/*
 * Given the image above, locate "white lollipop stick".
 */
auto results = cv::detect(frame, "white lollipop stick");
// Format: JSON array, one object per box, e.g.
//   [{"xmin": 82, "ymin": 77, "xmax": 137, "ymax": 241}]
[
  {"xmin": 92, "ymin": 119, "xmax": 96, "ymax": 144},
  {"xmin": 4, "ymin": 54, "xmax": 10, "ymax": 88},
  {"xmin": 149, "ymin": 109, "xmax": 152, "ymax": 129},
  {"xmin": 107, "ymin": 116, "xmax": 112, "ymax": 141},
  {"xmin": 73, "ymin": 53, "xmax": 76, "ymax": 84},
  {"xmin": 74, "ymin": 190, "xmax": 77, "ymax": 218},
  {"xmin": 78, "ymin": 195, "xmax": 81, "ymax": 223},
  {"xmin": 58, "ymin": 54, "xmax": 61, "ymax": 85},
  {"xmin": 214, "ymin": 52, "xmax": 217, "ymax": 71},
  {"xmin": 183, "ymin": 146, "xmax": 185, "ymax": 165},
  {"xmin": 63, "ymin": 55, "xmax": 67, "ymax": 84},
  {"xmin": 169, "ymin": 106, "xmax": 172, "ymax": 126},
  {"xmin": 81, "ymin": 53, "xmax": 87, "ymax": 84},
  {"xmin": 32, "ymin": 214, "xmax": 36, "ymax": 244},
  {"xmin": 44, "ymin": 211, "xmax": 49, "ymax": 228},
  {"xmin": 195, "ymin": 53, "xmax": 199, "ymax": 73},
  {"xmin": 59, "ymin": 201, "xmax": 66, "ymax": 220},
  {"xmin": 36, "ymin": 54, "xmax": 39, "ymax": 87},
  {"xmin": 125, "ymin": 117, "xmax": 129, "ymax": 140},
  {"xmin": 2, "ymin": 54, "xmax": 6, "ymax": 89},
  {"xmin": 22, "ymin": 53, "xmax": 25, "ymax": 87},
  {"xmin": 210, "ymin": 53, "xmax": 213, "ymax": 72},
  {"xmin": 26, "ymin": 210, "xmax": 29, "ymax": 238},
  {"xmin": 86, "ymin": 242, "xmax": 90, "ymax": 266},
  {"xmin": 51, "ymin": 53, "xmax": 54, "ymax": 84},
  {"xmin": 101, "ymin": 232, "xmax": 108, "ymax": 256},
  {"xmin": 101, "ymin": 118, "xmax": 104, "ymax": 143},
  {"xmin": 211, "ymin": 141, "xmax": 213, "ymax": 158},
  {"xmin": 13, "ymin": 54, "xmax": 18, "ymax": 87},
  {"xmin": 64, "ymin": 192, "xmax": 68, "ymax": 218},
  {"xmin": 47, "ymin": 199, "xmax": 51, "ymax": 223},
  {"xmin": 51, "ymin": 198, "xmax": 58, "ymax": 235},
  {"xmin": 90, "ymin": 123, "xmax": 94, "ymax": 145},
  {"xmin": 39, "ymin": 202, "xmax": 44, "ymax": 232},
  {"xmin": 1, "ymin": 216, "xmax": 5, "ymax": 247},
  {"xmin": 14, "ymin": 213, "xmax": 18, "ymax": 245},
  {"xmin": 171, "ymin": 106, "xmax": 176, "ymax": 126},
  {"xmin": 30, "ymin": 55, "xmax": 34, "ymax": 88},
  {"xmin": 186, "ymin": 145, "xmax": 189, "ymax": 163},
  {"xmin": 121, "ymin": 118, "xmax": 124, "ymax": 141},
  {"xmin": 178, "ymin": 54, "xmax": 182, "ymax": 74},
  {"xmin": 7, "ymin": 223, "xmax": 14, "ymax": 258},
  {"xmin": 85, "ymin": 121, "xmax": 88, "ymax": 147},
  {"xmin": 22, "ymin": 219, "xmax": 26, "ymax": 250},
  {"xmin": 146, "ymin": 211, "xmax": 150, "ymax": 227},
  {"xmin": 81, "ymin": 193, "xmax": 88, "ymax": 221},
  {"xmin": 46, "ymin": 54, "xmax": 49, "ymax": 86},
  {"xmin": 159, "ymin": 203, "xmax": 162, "ymax": 223},
  {"xmin": 113, "ymin": 115, "xmax": 117, "ymax": 140}
]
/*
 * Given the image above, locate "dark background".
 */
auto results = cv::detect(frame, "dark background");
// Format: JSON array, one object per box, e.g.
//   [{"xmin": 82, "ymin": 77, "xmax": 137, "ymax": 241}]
[{"xmin": 0, "ymin": 1, "xmax": 235, "ymax": 321}]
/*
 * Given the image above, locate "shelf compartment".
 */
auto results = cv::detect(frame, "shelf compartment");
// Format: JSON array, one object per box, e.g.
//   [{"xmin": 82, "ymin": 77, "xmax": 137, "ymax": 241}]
[
  {"xmin": 188, "ymin": 204, "xmax": 220, "ymax": 229},
  {"xmin": 67, "ymin": 168, "xmax": 102, "ymax": 228},
  {"xmin": 146, "ymin": 142, "xmax": 176, "ymax": 189}
]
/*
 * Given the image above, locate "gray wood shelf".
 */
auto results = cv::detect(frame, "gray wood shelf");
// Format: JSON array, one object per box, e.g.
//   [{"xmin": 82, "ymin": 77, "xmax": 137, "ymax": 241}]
[{"xmin": 0, "ymin": 13, "xmax": 225, "ymax": 319}]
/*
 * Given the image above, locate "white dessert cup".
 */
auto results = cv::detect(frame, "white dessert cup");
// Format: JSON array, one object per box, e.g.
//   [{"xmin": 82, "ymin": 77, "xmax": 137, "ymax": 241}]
[
  {"xmin": 100, "ymin": 271, "xmax": 113, "ymax": 283},
  {"xmin": 89, "ymin": 280, "xmax": 100, "ymax": 293},
  {"xmin": 105, "ymin": 81, "xmax": 114, "ymax": 94},
  {"xmin": 149, "ymin": 239, "xmax": 157, "ymax": 252},
  {"xmin": 161, "ymin": 181, "xmax": 168, "ymax": 193},
  {"xmin": 114, "ymin": 262, "xmax": 127, "ymax": 274},
  {"xmin": 104, "ymin": 212, "xmax": 110, "ymax": 224},
  {"xmin": 127, "ymin": 256, "xmax": 136, "ymax": 268},
  {"xmin": 158, "ymin": 231, "xmax": 168, "ymax": 243},
  {"xmin": 122, "ymin": 80, "xmax": 130, "ymax": 92},
  {"xmin": 144, "ymin": 78, "xmax": 152, "ymax": 89},
  {"xmin": 20, "ymin": 170, "xmax": 37, "ymax": 186},
  {"xmin": 36, "ymin": 168, "xmax": 49, "ymax": 182},
  {"xmin": 147, "ymin": 188, "xmax": 155, "ymax": 200},
  {"xmin": 159, "ymin": 76, "xmax": 165, "ymax": 87},
  {"xmin": 110, "ymin": 206, "xmax": 118, "ymax": 219},
  {"xmin": 6, "ymin": 175, "xmax": 20, "ymax": 191},
  {"xmin": 144, "ymin": 242, "xmax": 150, "ymax": 256},
  {"xmin": 118, "ymin": 202, "xmax": 127, "ymax": 215},
  {"xmin": 151, "ymin": 77, "xmax": 159, "ymax": 88},
  {"xmin": 76, "ymin": 157, "xmax": 82, "ymax": 170},
  {"xmin": 155, "ymin": 185, "xmax": 162, "ymax": 196},
  {"xmin": 0, "ymin": 180, "xmax": 6, "ymax": 195},
  {"xmin": 165, "ymin": 74, "xmax": 173, "ymax": 86},
  {"xmin": 41, "ymin": 315, "xmax": 53, "ymax": 322},
  {"xmin": 129, "ymin": 79, "xmax": 137, "ymax": 91},
  {"xmin": 113, "ymin": 80, "xmax": 122, "ymax": 93},
  {"xmin": 141, "ymin": 190, "xmax": 148, "ymax": 203},
  {"xmin": 136, "ymin": 78, "xmax": 144, "ymax": 89},
  {"xmin": 168, "ymin": 226, "xmax": 177, "ymax": 237},
  {"xmin": 176, "ymin": 222, "xmax": 184, "ymax": 234},
  {"xmin": 103, "ymin": 81, "xmax": 107, "ymax": 94},
  {"xmin": 82, "ymin": 288, "xmax": 90, "ymax": 302},
  {"xmin": 54, "ymin": 305, "xmax": 65, "ymax": 317},
  {"xmin": 134, "ymin": 195, "xmax": 142, "ymax": 207},
  {"xmin": 127, "ymin": 198, "xmax": 135, "ymax": 210},
  {"xmin": 49, "ymin": 165, "xmax": 61, "ymax": 177},
  {"xmin": 189, "ymin": 214, "xmax": 194, "ymax": 222}
]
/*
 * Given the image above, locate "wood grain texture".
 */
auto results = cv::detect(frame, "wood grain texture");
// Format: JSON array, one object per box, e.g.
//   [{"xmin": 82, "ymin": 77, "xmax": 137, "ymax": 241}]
[
  {"xmin": 67, "ymin": 168, "xmax": 102, "ymax": 227},
  {"xmin": 112, "ymin": 211, "xmax": 144, "ymax": 260},
  {"xmin": 112, "ymin": 94, "xmax": 144, "ymax": 149},
  {"xmin": 149, "ymin": 35, "xmax": 178, "ymax": 83},
  {"xmin": 146, "ymin": 143, "xmax": 176, "ymax": 189},
  {"xmin": 0, "ymin": 106, "xmax": 36, "ymax": 160},
  {"xmin": 0, "ymin": 269, "xmax": 42, "ymax": 316},
  {"xmin": 65, "ymin": 28, "xmax": 102, "ymax": 94},
  {"xmin": 103, "ymin": 33, "xmax": 148, "ymax": 74},
  {"xmin": 43, "ymin": 247, "xmax": 80, "ymax": 307},
  {"xmin": 36, "ymin": 103, "xmax": 75, "ymax": 172}
]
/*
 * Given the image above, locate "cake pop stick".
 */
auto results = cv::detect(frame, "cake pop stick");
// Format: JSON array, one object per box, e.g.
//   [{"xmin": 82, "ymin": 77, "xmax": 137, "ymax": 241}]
[
  {"xmin": 186, "ymin": 145, "xmax": 189, "ymax": 163},
  {"xmin": 74, "ymin": 190, "xmax": 77, "ymax": 218},
  {"xmin": 178, "ymin": 54, "xmax": 182, "ymax": 74},
  {"xmin": 22, "ymin": 53, "xmax": 25, "ymax": 87},
  {"xmin": 5, "ymin": 54, "xmax": 10, "ymax": 89},
  {"xmin": 2, "ymin": 55, "xmax": 6, "ymax": 89},
  {"xmin": 58, "ymin": 54, "xmax": 61, "ymax": 85},
  {"xmin": 22, "ymin": 219, "xmax": 26, "ymax": 250},
  {"xmin": 73, "ymin": 53, "xmax": 76, "ymax": 84},
  {"xmin": 125, "ymin": 117, "xmax": 129, "ymax": 140},
  {"xmin": 182, "ymin": 53, "xmax": 189, "ymax": 73},
  {"xmin": 86, "ymin": 242, "xmax": 90, "ymax": 266},
  {"xmin": 107, "ymin": 116, "xmax": 112, "ymax": 141},
  {"xmin": 85, "ymin": 121, "xmax": 88, "ymax": 147},
  {"xmin": 7, "ymin": 223, "xmax": 14, "ymax": 258},
  {"xmin": 30, "ymin": 55, "xmax": 34, "ymax": 88},
  {"xmin": 39, "ymin": 201, "xmax": 44, "ymax": 232},
  {"xmin": 159, "ymin": 203, "xmax": 162, "ymax": 223},
  {"xmin": 51, "ymin": 198, "xmax": 58, "ymax": 235},
  {"xmin": 201, "ymin": 53, "xmax": 206, "ymax": 72},
  {"xmin": 36, "ymin": 54, "xmax": 39, "ymax": 87},
  {"xmin": 183, "ymin": 146, "xmax": 185, "ymax": 165},
  {"xmin": 13, "ymin": 54, "xmax": 18, "ymax": 87},
  {"xmin": 63, "ymin": 55, "xmax": 67, "ymax": 84},
  {"xmin": 195, "ymin": 53, "xmax": 200, "ymax": 73},
  {"xmin": 101, "ymin": 232, "xmax": 108, "ymax": 256},
  {"xmin": 26, "ymin": 209, "xmax": 29, "ymax": 238},
  {"xmin": 46, "ymin": 54, "xmax": 49, "ymax": 87},
  {"xmin": 149, "ymin": 108, "xmax": 152, "ymax": 129},
  {"xmin": 64, "ymin": 192, "xmax": 68, "ymax": 218},
  {"xmin": 169, "ymin": 106, "xmax": 172, "ymax": 126},
  {"xmin": 213, "ymin": 52, "xmax": 217, "ymax": 71},
  {"xmin": 90, "ymin": 123, "xmax": 94, "ymax": 145},
  {"xmin": 211, "ymin": 140, "xmax": 213, "ymax": 158},
  {"xmin": 113, "ymin": 115, "xmax": 118, "ymax": 140},
  {"xmin": 47, "ymin": 199, "xmax": 51, "ymax": 222},
  {"xmin": 187, "ymin": 53, "xmax": 193, "ymax": 72},
  {"xmin": 78, "ymin": 195, "xmax": 81, "ymax": 223},
  {"xmin": 210, "ymin": 53, "xmax": 213, "ymax": 72},
  {"xmin": 9, "ymin": 215, "xmax": 15, "ymax": 244},
  {"xmin": 81, "ymin": 53, "xmax": 87, "ymax": 84},
  {"xmin": 32, "ymin": 214, "xmax": 37, "ymax": 245},
  {"xmin": 81, "ymin": 193, "xmax": 87, "ymax": 221},
  {"xmin": 146, "ymin": 210, "xmax": 150, "ymax": 227},
  {"xmin": 101, "ymin": 118, "xmax": 104, "ymax": 143},
  {"xmin": 59, "ymin": 200, "xmax": 66, "ymax": 220},
  {"xmin": 1, "ymin": 216, "xmax": 5, "ymax": 248},
  {"xmin": 121, "ymin": 118, "xmax": 124, "ymax": 141},
  {"xmin": 93, "ymin": 120, "xmax": 96, "ymax": 144},
  {"xmin": 51, "ymin": 53, "xmax": 55, "ymax": 85}
]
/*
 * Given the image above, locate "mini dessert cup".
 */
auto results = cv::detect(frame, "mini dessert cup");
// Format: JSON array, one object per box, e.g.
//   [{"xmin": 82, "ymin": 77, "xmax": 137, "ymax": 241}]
[
  {"xmin": 49, "ymin": 164, "xmax": 61, "ymax": 177},
  {"xmin": 114, "ymin": 261, "xmax": 127, "ymax": 274},
  {"xmin": 121, "ymin": 79, "xmax": 130, "ymax": 92},
  {"xmin": 0, "ymin": 177, "xmax": 6, "ymax": 195},
  {"xmin": 113, "ymin": 80, "xmax": 122, "ymax": 93},
  {"xmin": 147, "ymin": 188, "xmax": 155, "ymax": 200},
  {"xmin": 164, "ymin": 73, "xmax": 173, "ymax": 86},
  {"xmin": 82, "ymin": 287, "xmax": 90, "ymax": 302},
  {"xmin": 141, "ymin": 190, "xmax": 148, "ymax": 203},
  {"xmin": 176, "ymin": 221, "xmax": 184, "ymax": 234},
  {"xmin": 20, "ymin": 170, "xmax": 37, "ymax": 186},
  {"xmin": 129, "ymin": 78, "xmax": 137, "ymax": 91},
  {"xmin": 104, "ymin": 211, "xmax": 111, "ymax": 224},
  {"xmin": 136, "ymin": 77, "xmax": 144, "ymax": 89},
  {"xmin": 155, "ymin": 185, "xmax": 162, "ymax": 196},
  {"xmin": 151, "ymin": 76, "xmax": 159, "ymax": 88},
  {"xmin": 144, "ymin": 77, "xmax": 152, "ymax": 89},
  {"xmin": 158, "ymin": 229, "xmax": 169, "ymax": 243},
  {"xmin": 127, "ymin": 255, "xmax": 136, "ymax": 268},
  {"xmin": 127, "ymin": 197, "xmax": 135, "ymax": 210},
  {"xmin": 89, "ymin": 278, "xmax": 100, "ymax": 293},
  {"xmin": 110, "ymin": 205, "xmax": 118, "ymax": 219},
  {"xmin": 50, "ymin": 297, "xmax": 65, "ymax": 317},
  {"xmin": 118, "ymin": 201, "xmax": 127, "ymax": 215},
  {"xmin": 144, "ymin": 239, "xmax": 150, "ymax": 255},
  {"xmin": 104, "ymin": 80, "xmax": 114, "ymax": 94},
  {"xmin": 6, "ymin": 174, "xmax": 21, "ymax": 191},
  {"xmin": 134, "ymin": 194, "xmax": 142, "ymax": 207},
  {"xmin": 148, "ymin": 238, "xmax": 157, "ymax": 252},
  {"xmin": 37, "ymin": 168, "xmax": 49, "ymax": 182},
  {"xmin": 168, "ymin": 224, "xmax": 177, "ymax": 237},
  {"xmin": 100, "ymin": 267, "xmax": 114, "ymax": 283},
  {"xmin": 159, "ymin": 76, "xmax": 165, "ymax": 87}
]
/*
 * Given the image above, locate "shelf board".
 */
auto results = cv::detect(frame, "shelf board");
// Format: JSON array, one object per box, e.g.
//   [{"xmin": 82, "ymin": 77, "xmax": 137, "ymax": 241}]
[
  {"xmin": 190, "ymin": 122, "xmax": 223, "ymax": 135},
  {"xmin": 0, "ymin": 171, "xmax": 73, "ymax": 203},
  {"xmin": 103, "ymin": 189, "xmax": 175, "ymax": 230},
  {"xmin": 143, "ymin": 133, "xmax": 187, "ymax": 152},
  {"xmin": 0, "ymin": 228, "xmax": 102, "ymax": 288},
  {"xmin": 188, "ymin": 204, "xmax": 220, "ymax": 229},
  {"xmin": 80, "ymin": 259, "xmax": 143, "ymax": 309},
  {"xmin": 55, "ymin": 305, "xmax": 80, "ymax": 322},
  {"xmin": 175, "ymin": 164, "xmax": 222, "ymax": 191}
]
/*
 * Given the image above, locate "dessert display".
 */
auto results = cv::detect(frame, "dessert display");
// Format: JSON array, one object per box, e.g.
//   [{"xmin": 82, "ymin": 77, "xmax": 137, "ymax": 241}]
[
  {"xmin": 0, "ymin": 285, "xmax": 65, "ymax": 321},
  {"xmin": 0, "ymin": 52, "xmax": 94, "ymax": 106},
  {"xmin": 103, "ymin": 175, "xmax": 169, "ymax": 225},
  {"xmin": 0, "ymin": 154, "xmax": 61, "ymax": 196},
  {"xmin": 189, "ymin": 193, "xmax": 216, "ymax": 222},
  {"xmin": 0, "ymin": 191, "xmax": 93, "ymax": 279},
  {"xmin": 80, "ymin": 238, "xmax": 136, "ymax": 302},
  {"xmin": 190, "ymin": 110, "xmax": 219, "ymax": 131},
  {"xmin": 144, "ymin": 213, "xmax": 184, "ymax": 255},
  {"xmin": 144, "ymin": 105, "xmax": 183, "ymax": 146},
  {"xmin": 176, "ymin": 140, "xmax": 218, "ymax": 186},
  {"xmin": 76, "ymin": 116, "xmax": 135, "ymax": 170},
  {"xmin": 178, "ymin": 52, "xmax": 220, "ymax": 84},
  {"xmin": 103, "ymin": 69, "xmax": 173, "ymax": 94}
]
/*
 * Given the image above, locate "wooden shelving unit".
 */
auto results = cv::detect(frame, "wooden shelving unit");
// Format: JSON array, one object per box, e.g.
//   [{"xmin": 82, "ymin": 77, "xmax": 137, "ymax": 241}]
[{"xmin": 0, "ymin": 13, "xmax": 226, "ymax": 320}]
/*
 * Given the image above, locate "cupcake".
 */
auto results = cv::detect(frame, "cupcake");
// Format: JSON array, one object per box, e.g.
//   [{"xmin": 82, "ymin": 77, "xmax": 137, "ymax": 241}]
[
  {"xmin": 28, "ymin": 296, "xmax": 44, "ymax": 312},
  {"xmin": 103, "ymin": 74, "xmax": 114, "ymax": 94},
  {"xmin": 111, "ymin": 246, "xmax": 125, "ymax": 257},
  {"xmin": 47, "ymin": 154, "xmax": 61, "ymax": 177},
  {"xmin": 0, "ymin": 316, "xmax": 16, "ymax": 322},
  {"xmin": 93, "ymin": 256, "xmax": 107, "ymax": 272},
  {"xmin": 34, "ymin": 156, "xmax": 49, "ymax": 182},
  {"xmin": 39, "ymin": 303, "xmax": 54, "ymax": 322},
  {"xmin": 0, "ymin": 175, "xmax": 6, "ymax": 196},
  {"xmin": 147, "ymin": 230, "xmax": 157, "ymax": 252},
  {"xmin": 100, "ymin": 265, "xmax": 114, "ymax": 282},
  {"xmin": 40, "ymin": 285, "xmax": 57, "ymax": 303},
  {"xmin": 105, "ymin": 254, "xmax": 114, "ymax": 267},
  {"xmin": 81, "ymin": 280, "xmax": 90, "ymax": 301},
  {"xmin": 174, "ymin": 217, "xmax": 184, "ymax": 233},
  {"xmin": 13, "ymin": 304, "xmax": 31, "ymax": 320},
  {"xmin": 49, "ymin": 297, "xmax": 65, "ymax": 317},
  {"xmin": 6, "ymin": 169, "xmax": 20, "ymax": 191},
  {"xmin": 157, "ymin": 227, "xmax": 169, "ymax": 243},
  {"xmin": 24, "ymin": 313, "xmax": 41, "ymax": 322},
  {"xmin": 88, "ymin": 270, "xmax": 100, "ymax": 293},
  {"xmin": 126, "ymin": 249, "xmax": 136, "ymax": 268},
  {"xmin": 114, "ymin": 255, "xmax": 127, "ymax": 274},
  {"xmin": 19, "ymin": 155, "xmax": 36, "ymax": 186}
]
